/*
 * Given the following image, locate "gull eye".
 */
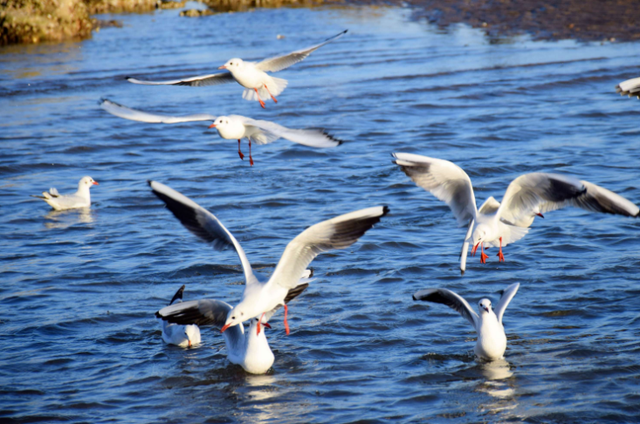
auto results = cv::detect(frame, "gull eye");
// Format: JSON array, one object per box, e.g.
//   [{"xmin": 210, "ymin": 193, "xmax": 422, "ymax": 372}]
[{"xmin": 231, "ymin": 316, "xmax": 235, "ymax": 320}]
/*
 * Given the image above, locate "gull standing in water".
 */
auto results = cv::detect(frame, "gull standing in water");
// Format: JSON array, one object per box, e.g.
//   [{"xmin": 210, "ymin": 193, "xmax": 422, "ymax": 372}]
[
  {"xmin": 156, "ymin": 271, "xmax": 312, "ymax": 374},
  {"xmin": 392, "ymin": 153, "xmax": 639, "ymax": 274},
  {"xmin": 413, "ymin": 283, "xmax": 520, "ymax": 361},
  {"xmin": 159, "ymin": 285, "xmax": 201, "ymax": 348},
  {"xmin": 31, "ymin": 176, "xmax": 98, "ymax": 211},
  {"xmin": 148, "ymin": 180, "xmax": 388, "ymax": 336},
  {"xmin": 126, "ymin": 30, "xmax": 347, "ymax": 108},
  {"xmin": 100, "ymin": 99, "xmax": 341, "ymax": 166}
]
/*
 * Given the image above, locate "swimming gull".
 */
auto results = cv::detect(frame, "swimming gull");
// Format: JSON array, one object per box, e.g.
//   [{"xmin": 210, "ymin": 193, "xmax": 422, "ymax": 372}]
[
  {"xmin": 159, "ymin": 285, "xmax": 201, "ymax": 348},
  {"xmin": 31, "ymin": 176, "xmax": 98, "ymax": 211}
]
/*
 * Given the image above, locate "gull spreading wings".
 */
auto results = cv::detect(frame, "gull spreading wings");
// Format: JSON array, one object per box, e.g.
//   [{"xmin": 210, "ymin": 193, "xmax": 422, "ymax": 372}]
[{"xmin": 393, "ymin": 153, "xmax": 639, "ymax": 274}]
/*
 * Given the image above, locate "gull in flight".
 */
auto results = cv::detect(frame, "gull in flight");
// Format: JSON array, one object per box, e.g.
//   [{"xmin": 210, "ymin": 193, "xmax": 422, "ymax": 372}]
[
  {"xmin": 159, "ymin": 285, "xmax": 201, "ymax": 348},
  {"xmin": 156, "ymin": 271, "xmax": 312, "ymax": 374},
  {"xmin": 616, "ymin": 76, "xmax": 640, "ymax": 99},
  {"xmin": 126, "ymin": 30, "xmax": 347, "ymax": 108},
  {"xmin": 413, "ymin": 283, "xmax": 520, "ymax": 361},
  {"xmin": 148, "ymin": 180, "xmax": 388, "ymax": 336},
  {"xmin": 100, "ymin": 99, "xmax": 341, "ymax": 166},
  {"xmin": 393, "ymin": 153, "xmax": 639, "ymax": 274},
  {"xmin": 31, "ymin": 176, "xmax": 98, "ymax": 211}
]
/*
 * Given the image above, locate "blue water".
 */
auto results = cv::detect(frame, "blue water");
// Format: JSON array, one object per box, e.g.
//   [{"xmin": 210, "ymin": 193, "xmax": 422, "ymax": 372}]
[{"xmin": 1, "ymin": 5, "xmax": 640, "ymax": 423}]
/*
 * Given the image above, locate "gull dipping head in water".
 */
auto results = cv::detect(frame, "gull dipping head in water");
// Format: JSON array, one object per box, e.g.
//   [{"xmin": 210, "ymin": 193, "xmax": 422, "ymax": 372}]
[
  {"xmin": 156, "ymin": 271, "xmax": 312, "ymax": 374},
  {"xmin": 148, "ymin": 180, "xmax": 388, "ymax": 337},
  {"xmin": 413, "ymin": 283, "xmax": 520, "ymax": 361},
  {"xmin": 31, "ymin": 176, "xmax": 98, "ymax": 211},
  {"xmin": 159, "ymin": 285, "xmax": 201, "ymax": 348},
  {"xmin": 392, "ymin": 153, "xmax": 639, "ymax": 274},
  {"xmin": 99, "ymin": 99, "xmax": 341, "ymax": 166},
  {"xmin": 126, "ymin": 30, "xmax": 347, "ymax": 109}
]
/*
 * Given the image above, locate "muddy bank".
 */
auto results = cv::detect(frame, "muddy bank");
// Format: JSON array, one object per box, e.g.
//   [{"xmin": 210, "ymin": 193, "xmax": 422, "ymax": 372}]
[{"xmin": 402, "ymin": 0, "xmax": 640, "ymax": 42}]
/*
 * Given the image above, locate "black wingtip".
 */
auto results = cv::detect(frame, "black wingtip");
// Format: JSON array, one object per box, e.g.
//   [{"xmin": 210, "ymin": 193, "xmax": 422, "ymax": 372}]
[
  {"xmin": 98, "ymin": 97, "xmax": 107, "ymax": 106},
  {"xmin": 412, "ymin": 294, "xmax": 418, "ymax": 301},
  {"xmin": 169, "ymin": 284, "xmax": 186, "ymax": 305},
  {"xmin": 155, "ymin": 310, "xmax": 163, "ymax": 319},
  {"xmin": 147, "ymin": 180, "xmax": 154, "ymax": 187},
  {"xmin": 124, "ymin": 76, "xmax": 132, "ymax": 80},
  {"xmin": 381, "ymin": 205, "xmax": 390, "ymax": 217}
]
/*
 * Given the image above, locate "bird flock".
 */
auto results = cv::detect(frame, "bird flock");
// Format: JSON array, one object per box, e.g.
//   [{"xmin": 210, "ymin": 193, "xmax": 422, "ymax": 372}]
[{"xmin": 32, "ymin": 31, "xmax": 639, "ymax": 374}]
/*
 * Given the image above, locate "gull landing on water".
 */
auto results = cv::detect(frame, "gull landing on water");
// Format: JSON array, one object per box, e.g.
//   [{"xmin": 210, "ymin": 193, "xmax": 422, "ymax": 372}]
[
  {"xmin": 148, "ymin": 180, "xmax": 388, "ymax": 337},
  {"xmin": 615, "ymin": 76, "xmax": 640, "ymax": 99},
  {"xmin": 413, "ymin": 283, "xmax": 520, "ymax": 361},
  {"xmin": 99, "ymin": 99, "xmax": 341, "ymax": 166},
  {"xmin": 159, "ymin": 285, "xmax": 201, "ymax": 348},
  {"xmin": 126, "ymin": 30, "xmax": 347, "ymax": 108},
  {"xmin": 156, "ymin": 272, "xmax": 311, "ymax": 374},
  {"xmin": 31, "ymin": 176, "xmax": 98, "ymax": 211},
  {"xmin": 392, "ymin": 153, "xmax": 639, "ymax": 275}
]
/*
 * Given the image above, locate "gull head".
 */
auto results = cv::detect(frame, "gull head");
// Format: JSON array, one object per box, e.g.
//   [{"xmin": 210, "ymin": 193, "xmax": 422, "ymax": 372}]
[
  {"xmin": 478, "ymin": 298, "xmax": 492, "ymax": 314},
  {"xmin": 184, "ymin": 325, "xmax": 199, "ymax": 348},
  {"xmin": 471, "ymin": 224, "xmax": 489, "ymax": 255},
  {"xmin": 208, "ymin": 116, "xmax": 244, "ymax": 140},
  {"xmin": 219, "ymin": 58, "xmax": 244, "ymax": 71},
  {"xmin": 79, "ymin": 176, "xmax": 98, "ymax": 188},
  {"xmin": 221, "ymin": 306, "xmax": 246, "ymax": 333}
]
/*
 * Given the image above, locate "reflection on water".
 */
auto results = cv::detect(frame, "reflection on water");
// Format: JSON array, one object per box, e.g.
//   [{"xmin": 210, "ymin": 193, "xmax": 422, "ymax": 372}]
[
  {"xmin": 44, "ymin": 208, "xmax": 95, "ymax": 229},
  {"xmin": 476, "ymin": 359, "xmax": 518, "ymax": 417}
]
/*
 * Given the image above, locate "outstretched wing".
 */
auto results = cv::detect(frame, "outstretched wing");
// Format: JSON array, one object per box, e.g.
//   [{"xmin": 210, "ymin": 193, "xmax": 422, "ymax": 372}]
[
  {"xmin": 494, "ymin": 283, "xmax": 520, "ymax": 325},
  {"xmin": 238, "ymin": 116, "xmax": 342, "ymax": 148},
  {"xmin": 498, "ymin": 173, "xmax": 639, "ymax": 226},
  {"xmin": 256, "ymin": 30, "xmax": 347, "ymax": 73},
  {"xmin": 267, "ymin": 206, "xmax": 388, "ymax": 290},
  {"xmin": 148, "ymin": 181, "xmax": 257, "ymax": 286},
  {"xmin": 100, "ymin": 99, "xmax": 217, "ymax": 124},
  {"xmin": 156, "ymin": 299, "xmax": 231, "ymax": 327},
  {"xmin": 413, "ymin": 288, "xmax": 479, "ymax": 331},
  {"xmin": 168, "ymin": 285, "xmax": 185, "ymax": 306},
  {"xmin": 126, "ymin": 72, "xmax": 235, "ymax": 87},
  {"xmin": 393, "ymin": 153, "xmax": 477, "ymax": 226}
]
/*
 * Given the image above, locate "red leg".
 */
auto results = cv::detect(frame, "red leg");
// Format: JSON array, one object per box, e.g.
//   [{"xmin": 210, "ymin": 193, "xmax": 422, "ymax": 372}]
[
  {"xmin": 249, "ymin": 140, "xmax": 254, "ymax": 166},
  {"xmin": 497, "ymin": 237, "xmax": 505, "ymax": 262},
  {"xmin": 254, "ymin": 88, "xmax": 266, "ymax": 109},
  {"xmin": 237, "ymin": 139, "xmax": 244, "ymax": 160},
  {"xmin": 257, "ymin": 312, "xmax": 265, "ymax": 335},
  {"xmin": 264, "ymin": 84, "xmax": 278, "ymax": 103},
  {"xmin": 284, "ymin": 304, "xmax": 290, "ymax": 335},
  {"xmin": 480, "ymin": 242, "xmax": 489, "ymax": 264}
]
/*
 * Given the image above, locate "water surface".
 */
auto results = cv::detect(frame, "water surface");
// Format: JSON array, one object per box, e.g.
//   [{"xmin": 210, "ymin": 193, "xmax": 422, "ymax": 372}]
[{"xmin": 1, "ymin": 5, "xmax": 640, "ymax": 423}]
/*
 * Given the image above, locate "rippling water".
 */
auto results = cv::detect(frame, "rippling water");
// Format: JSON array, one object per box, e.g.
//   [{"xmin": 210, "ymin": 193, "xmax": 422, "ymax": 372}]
[{"xmin": 1, "ymin": 5, "xmax": 640, "ymax": 423}]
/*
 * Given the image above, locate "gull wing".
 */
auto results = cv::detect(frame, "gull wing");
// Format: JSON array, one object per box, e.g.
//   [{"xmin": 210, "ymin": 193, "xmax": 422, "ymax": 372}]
[
  {"xmin": 393, "ymin": 153, "xmax": 477, "ymax": 226},
  {"xmin": 148, "ymin": 181, "xmax": 258, "ymax": 286},
  {"xmin": 498, "ymin": 173, "xmax": 639, "ymax": 226},
  {"xmin": 616, "ymin": 76, "xmax": 640, "ymax": 98},
  {"xmin": 237, "ymin": 116, "xmax": 342, "ymax": 147},
  {"xmin": 256, "ymin": 30, "xmax": 347, "ymax": 73},
  {"xmin": 267, "ymin": 206, "xmax": 388, "ymax": 290},
  {"xmin": 494, "ymin": 283, "xmax": 520, "ymax": 325},
  {"xmin": 126, "ymin": 71, "xmax": 235, "ymax": 87},
  {"xmin": 100, "ymin": 99, "xmax": 216, "ymax": 124},
  {"xmin": 413, "ymin": 288, "xmax": 479, "ymax": 331}
]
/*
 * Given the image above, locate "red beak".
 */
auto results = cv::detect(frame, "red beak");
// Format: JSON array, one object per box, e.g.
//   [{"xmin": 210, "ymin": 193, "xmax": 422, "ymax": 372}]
[
  {"xmin": 208, "ymin": 123, "xmax": 216, "ymax": 129},
  {"xmin": 471, "ymin": 243, "xmax": 479, "ymax": 256},
  {"xmin": 263, "ymin": 323, "xmax": 272, "ymax": 329},
  {"xmin": 536, "ymin": 213, "xmax": 544, "ymax": 218},
  {"xmin": 220, "ymin": 323, "xmax": 230, "ymax": 333},
  {"xmin": 218, "ymin": 65, "xmax": 227, "ymax": 70},
  {"xmin": 93, "ymin": 181, "xmax": 99, "ymax": 185}
]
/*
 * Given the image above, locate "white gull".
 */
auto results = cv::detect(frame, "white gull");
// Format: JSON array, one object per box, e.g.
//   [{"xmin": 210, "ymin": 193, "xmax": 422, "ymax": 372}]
[
  {"xmin": 159, "ymin": 285, "xmax": 201, "ymax": 348},
  {"xmin": 31, "ymin": 176, "xmax": 98, "ymax": 211}
]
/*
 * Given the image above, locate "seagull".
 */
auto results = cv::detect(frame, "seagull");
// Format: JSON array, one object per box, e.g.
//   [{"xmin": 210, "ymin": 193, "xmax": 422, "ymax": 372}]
[
  {"xmin": 126, "ymin": 30, "xmax": 347, "ymax": 108},
  {"xmin": 99, "ymin": 98, "xmax": 341, "ymax": 166},
  {"xmin": 31, "ymin": 176, "xmax": 98, "ymax": 211},
  {"xmin": 392, "ymin": 153, "xmax": 639, "ymax": 274},
  {"xmin": 148, "ymin": 180, "xmax": 388, "ymax": 336},
  {"xmin": 156, "ymin": 270, "xmax": 312, "ymax": 374},
  {"xmin": 616, "ymin": 76, "xmax": 640, "ymax": 99},
  {"xmin": 413, "ymin": 283, "xmax": 520, "ymax": 361},
  {"xmin": 159, "ymin": 285, "xmax": 201, "ymax": 348}
]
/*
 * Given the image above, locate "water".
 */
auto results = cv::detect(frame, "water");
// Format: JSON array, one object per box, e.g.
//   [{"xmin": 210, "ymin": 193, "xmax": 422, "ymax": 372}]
[{"xmin": 1, "ymin": 5, "xmax": 640, "ymax": 423}]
